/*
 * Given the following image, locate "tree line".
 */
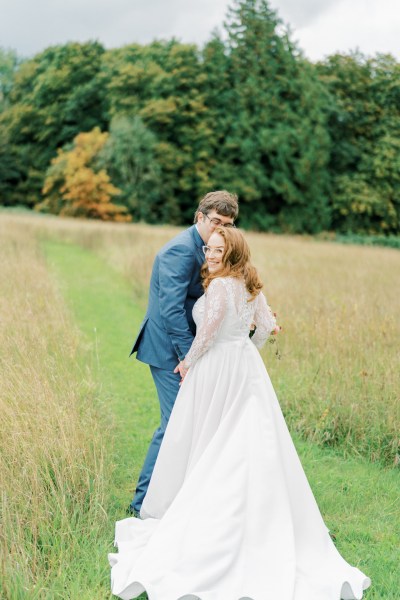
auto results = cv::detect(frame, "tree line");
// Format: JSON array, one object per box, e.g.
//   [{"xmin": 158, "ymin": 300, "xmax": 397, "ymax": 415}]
[{"xmin": 1, "ymin": 0, "xmax": 400, "ymax": 234}]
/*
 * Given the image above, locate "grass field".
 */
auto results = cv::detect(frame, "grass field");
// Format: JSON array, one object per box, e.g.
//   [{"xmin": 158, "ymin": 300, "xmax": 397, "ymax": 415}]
[{"xmin": 0, "ymin": 211, "xmax": 399, "ymax": 599}]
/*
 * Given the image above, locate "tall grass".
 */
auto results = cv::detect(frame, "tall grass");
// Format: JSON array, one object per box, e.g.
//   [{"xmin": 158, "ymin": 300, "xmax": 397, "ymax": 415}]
[
  {"xmin": 249, "ymin": 232, "xmax": 400, "ymax": 466},
  {"xmin": 1, "ymin": 212, "xmax": 399, "ymax": 598},
  {"xmin": 2, "ymin": 212, "xmax": 400, "ymax": 467},
  {"xmin": 0, "ymin": 221, "xmax": 112, "ymax": 597}
]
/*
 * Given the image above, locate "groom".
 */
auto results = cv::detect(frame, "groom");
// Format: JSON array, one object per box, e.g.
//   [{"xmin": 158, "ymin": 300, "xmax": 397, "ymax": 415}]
[{"xmin": 128, "ymin": 190, "xmax": 239, "ymax": 515}]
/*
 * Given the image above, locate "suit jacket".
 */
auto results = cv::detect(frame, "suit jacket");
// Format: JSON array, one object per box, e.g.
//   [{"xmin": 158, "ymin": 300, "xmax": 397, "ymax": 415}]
[{"xmin": 130, "ymin": 225, "xmax": 205, "ymax": 369}]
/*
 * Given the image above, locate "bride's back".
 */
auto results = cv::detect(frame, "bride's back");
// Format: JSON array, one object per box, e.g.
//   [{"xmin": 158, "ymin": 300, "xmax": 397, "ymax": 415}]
[{"xmin": 193, "ymin": 276, "xmax": 257, "ymax": 344}]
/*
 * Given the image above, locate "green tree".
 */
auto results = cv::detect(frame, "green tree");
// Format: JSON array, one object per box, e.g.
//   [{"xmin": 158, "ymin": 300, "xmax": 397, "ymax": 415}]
[
  {"xmin": 222, "ymin": 0, "xmax": 332, "ymax": 232},
  {"xmin": 0, "ymin": 102, "xmax": 43, "ymax": 206},
  {"xmin": 100, "ymin": 41, "xmax": 213, "ymax": 223},
  {"xmin": 201, "ymin": 35, "xmax": 238, "ymax": 198},
  {"xmin": 0, "ymin": 42, "xmax": 107, "ymax": 207},
  {"xmin": 0, "ymin": 49, "xmax": 27, "ymax": 205},
  {"xmin": 0, "ymin": 48, "xmax": 20, "ymax": 111},
  {"xmin": 317, "ymin": 53, "xmax": 400, "ymax": 234},
  {"xmin": 0, "ymin": 126, "xmax": 19, "ymax": 204},
  {"xmin": 99, "ymin": 115, "xmax": 164, "ymax": 222}
]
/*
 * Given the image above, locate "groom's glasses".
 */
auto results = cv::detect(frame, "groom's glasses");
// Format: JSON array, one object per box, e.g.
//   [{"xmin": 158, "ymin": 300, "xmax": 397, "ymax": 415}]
[{"xmin": 204, "ymin": 214, "xmax": 235, "ymax": 228}]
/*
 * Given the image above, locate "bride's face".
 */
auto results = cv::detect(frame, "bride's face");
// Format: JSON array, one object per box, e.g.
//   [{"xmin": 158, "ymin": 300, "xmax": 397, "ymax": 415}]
[{"xmin": 205, "ymin": 232, "xmax": 225, "ymax": 274}]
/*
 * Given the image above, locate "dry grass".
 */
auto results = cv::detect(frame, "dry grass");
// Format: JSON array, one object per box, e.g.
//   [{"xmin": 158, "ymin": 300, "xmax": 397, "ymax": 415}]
[
  {"xmin": 0, "ymin": 211, "xmax": 399, "ymax": 599},
  {"xmin": 249, "ymin": 232, "xmax": 400, "ymax": 464},
  {"xmin": 0, "ymin": 219, "xmax": 111, "ymax": 596},
  {"xmin": 2, "ymin": 211, "xmax": 399, "ymax": 466}
]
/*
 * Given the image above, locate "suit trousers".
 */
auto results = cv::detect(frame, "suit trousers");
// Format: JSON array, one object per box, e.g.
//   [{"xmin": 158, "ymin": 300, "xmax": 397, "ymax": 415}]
[{"xmin": 130, "ymin": 364, "xmax": 181, "ymax": 513}]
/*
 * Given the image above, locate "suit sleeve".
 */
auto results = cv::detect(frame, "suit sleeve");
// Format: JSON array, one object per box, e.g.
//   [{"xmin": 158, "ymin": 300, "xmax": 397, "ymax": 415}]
[{"xmin": 158, "ymin": 244, "xmax": 196, "ymax": 361}]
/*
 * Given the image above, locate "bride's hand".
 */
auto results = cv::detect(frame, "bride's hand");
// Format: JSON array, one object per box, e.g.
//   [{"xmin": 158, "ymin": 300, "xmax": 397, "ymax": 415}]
[{"xmin": 174, "ymin": 361, "xmax": 189, "ymax": 384}]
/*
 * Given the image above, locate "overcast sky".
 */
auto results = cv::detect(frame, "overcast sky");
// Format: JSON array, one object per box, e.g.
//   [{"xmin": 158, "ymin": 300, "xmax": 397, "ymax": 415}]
[{"xmin": 1, "ymin": 0, "xmax": 400, "ymax": 62}]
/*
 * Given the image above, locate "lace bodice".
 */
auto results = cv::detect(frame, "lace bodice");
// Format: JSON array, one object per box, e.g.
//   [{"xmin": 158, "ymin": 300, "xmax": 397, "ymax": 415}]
[{"xmin": 184, "ymin": 277, "xmax": 276, "ymax": 368}]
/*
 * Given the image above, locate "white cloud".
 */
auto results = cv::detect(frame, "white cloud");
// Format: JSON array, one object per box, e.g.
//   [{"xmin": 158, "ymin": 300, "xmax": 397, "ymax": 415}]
[
  {"xmin": 1, "ymin": 0, "xmax": 400, "ymax": 61},
  {"xmin": 0, "ymin": 0, "xmax": 231, "ymax": 56},
  {"xmin": 292, "ymin": 0, "xmax": 400, "ymax": 61},
  {"xmin": 269, "ymin": 0, "xmax": 338, "ymax": 28}
]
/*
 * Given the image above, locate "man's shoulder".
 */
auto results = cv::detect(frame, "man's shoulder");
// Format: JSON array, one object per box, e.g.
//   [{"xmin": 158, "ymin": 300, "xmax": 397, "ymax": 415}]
[{"xmin": 158, "ymin": 226, "xmax": 197, "ymax": 256}]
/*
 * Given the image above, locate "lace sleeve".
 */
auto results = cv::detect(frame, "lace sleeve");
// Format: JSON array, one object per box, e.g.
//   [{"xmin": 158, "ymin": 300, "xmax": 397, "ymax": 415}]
[
  {"xmin": 183, "ymin": 278, "xmax": 227, "ymax": 369},
  {"xmin": 251, "ymin": 291, "xmax": 277, "ymax": 349}
]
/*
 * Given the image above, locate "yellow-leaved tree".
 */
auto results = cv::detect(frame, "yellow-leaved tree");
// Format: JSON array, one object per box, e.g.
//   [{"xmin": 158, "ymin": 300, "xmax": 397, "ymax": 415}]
[{"xmin": 37, "ymin": 127, "xmax": 131, "ymax": 221}]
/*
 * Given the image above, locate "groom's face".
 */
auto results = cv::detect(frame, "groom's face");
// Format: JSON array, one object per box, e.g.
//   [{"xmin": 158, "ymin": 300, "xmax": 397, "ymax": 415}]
[{"xmin": 197, "ymin": 210, "xmax": 235, "ymax": 243}]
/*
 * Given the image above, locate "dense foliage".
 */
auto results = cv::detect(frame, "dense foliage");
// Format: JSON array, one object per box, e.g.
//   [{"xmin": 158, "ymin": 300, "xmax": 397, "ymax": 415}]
[
  {"xmin": 1, "ymin": 0, "xmax": 399, "ymax": 234},
  {"xmin": 39, "ymin": 127, "xmax": 130, "ymax": 221},
  {"xmin": 317, "ymin": 53, "xmax": 400, "ymax": 234}
]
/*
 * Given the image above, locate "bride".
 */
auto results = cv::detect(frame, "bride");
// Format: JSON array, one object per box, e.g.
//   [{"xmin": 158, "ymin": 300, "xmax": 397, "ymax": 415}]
[{"xmin": 109, "ymin": 227, "xmax": 371, "ymax": 600}]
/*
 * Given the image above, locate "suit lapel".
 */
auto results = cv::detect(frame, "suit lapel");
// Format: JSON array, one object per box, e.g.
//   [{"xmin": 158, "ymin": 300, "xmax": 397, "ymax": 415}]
[{"xmin": 191, "ymin": 225, "xmax": 206, "ymax": 266}]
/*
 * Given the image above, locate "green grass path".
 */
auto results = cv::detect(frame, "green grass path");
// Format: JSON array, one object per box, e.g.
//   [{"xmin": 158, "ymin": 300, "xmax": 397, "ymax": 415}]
[
  {"xmin": 44, "ymin": 240, "xmax": 399, "ymax": 599},
  {"xmin": 44, "ymin": 240, "xmax": 159, "ymax": 511}
]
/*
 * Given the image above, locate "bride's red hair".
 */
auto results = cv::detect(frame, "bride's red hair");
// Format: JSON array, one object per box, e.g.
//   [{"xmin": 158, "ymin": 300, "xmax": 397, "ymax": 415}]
[{"xmin": 201, "ymin": 227, "xmax": 263, "ymax": 300}]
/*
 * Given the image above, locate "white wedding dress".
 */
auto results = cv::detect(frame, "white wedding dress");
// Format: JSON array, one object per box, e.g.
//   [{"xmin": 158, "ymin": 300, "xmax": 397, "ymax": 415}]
[{"xmin": 109, "ymin": 277, "xmax": 371, "ymax": 600}]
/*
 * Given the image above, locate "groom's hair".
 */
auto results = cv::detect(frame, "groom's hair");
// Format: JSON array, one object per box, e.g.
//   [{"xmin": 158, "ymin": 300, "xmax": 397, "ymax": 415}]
[{"xmin": 194, "ymin": 190, "xmax": 239, "ymax": 223}]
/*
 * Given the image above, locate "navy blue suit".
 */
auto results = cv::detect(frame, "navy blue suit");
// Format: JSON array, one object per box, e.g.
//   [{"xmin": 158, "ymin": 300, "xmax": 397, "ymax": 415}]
[{"xmin": 130, "ymin": 225, "xmax": 204, "ymax": 511}]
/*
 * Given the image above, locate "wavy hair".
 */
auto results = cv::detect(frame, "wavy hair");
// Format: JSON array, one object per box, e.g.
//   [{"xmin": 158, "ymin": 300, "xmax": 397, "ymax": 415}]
[
  {"xmin": 194, "ymin": 190, "xmax": 239, "ymax": 223},
  {"xmin": 201, "ymin": 227, "xmax": 263, "ymax": 300}
]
